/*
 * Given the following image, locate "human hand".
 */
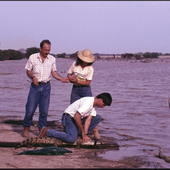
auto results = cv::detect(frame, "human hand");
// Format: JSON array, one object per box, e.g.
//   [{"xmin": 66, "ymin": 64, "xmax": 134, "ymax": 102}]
[
  {"xmin": 32, "ymin": 77, "xmax": 39, "ymax": 86},
  {"xmin": 61, "ymin": 77, "xmax": 69, "ymax": 83},
  {"xmin": 83, "ymin": 135, "xmax": 92, "ymax": 143},
  {"xmin": 69, "ymin": 76, "xmax": 78, "ymax": 83}
]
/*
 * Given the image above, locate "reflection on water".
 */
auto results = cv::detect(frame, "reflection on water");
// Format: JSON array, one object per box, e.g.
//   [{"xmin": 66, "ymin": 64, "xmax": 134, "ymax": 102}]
[
  {"xmin": 1, "ymin": 58, "xmax": 170, "ymax": 167},
  {"xmin": 99, "ymin": 145, "xmax": 147, "ymax": 161}
]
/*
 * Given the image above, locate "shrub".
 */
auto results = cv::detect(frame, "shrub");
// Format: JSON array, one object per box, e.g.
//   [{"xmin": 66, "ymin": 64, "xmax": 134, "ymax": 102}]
[
  {"xmin": 143, "ymin": 52, "xmax": 159, "ymax": 58},
  {"xmin": 56, "ymin": 53, "xmax": 66, "ymax": 58},
  {"xmin": 26, "ymin": 47, "xmax": 40, "ymax": 59}
]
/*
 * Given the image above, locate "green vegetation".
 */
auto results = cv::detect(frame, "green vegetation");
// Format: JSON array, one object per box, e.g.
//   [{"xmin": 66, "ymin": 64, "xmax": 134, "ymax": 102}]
[
  {"xmin": 121, "ymin": 53, "xmax": 134, "ymax": 59},
  {"xmin": 56, "ymin": 53, "xmax": 66, "ymax": 58},
  {"xmin": 143, "ymin": 52, "xmax": 159, "ymax": 58},
  {"xmin": 69, "ymin": 51, "xmax": 78, "ymax": 60},
  {"xmin": 0, "ymin": 47, "xmax": 168, "ymax": 61},
  {"xmin": 121, "ymin": 52, "xmax": 159, "ymax": 60},
  {"xmin": 0, "ymin": 49, "xmax": 23, "ymax": 61},
  {"xmin": 26, "ymin": 47, "xmax": 40, "ymax": 59}
]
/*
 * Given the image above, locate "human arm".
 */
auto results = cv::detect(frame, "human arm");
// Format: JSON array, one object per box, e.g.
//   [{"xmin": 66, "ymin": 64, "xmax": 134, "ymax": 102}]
[
  {"xmin": 52, "ymin": 71, "xmax": 69, "ymax": 83},
  {"xmin": 68, "ymin": 73, "xmax": 91, "ymax": 86},
  {"xmin": 67, "ymin": 61, "xmax": 92, "ymax": 86},
  {"xmin": 26, "ymin": 70, "xmax": 39, "ymax": 86},
  {"xmin": 84, "ymin": 115, "xmax": 92, "ymax": 135},
  {"xmin": 74, "ymin": 112, "xmax": 91, "ymax": 142}
]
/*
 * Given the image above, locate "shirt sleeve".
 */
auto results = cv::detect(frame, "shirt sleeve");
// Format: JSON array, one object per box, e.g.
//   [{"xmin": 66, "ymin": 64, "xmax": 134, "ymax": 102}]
[
  {"xmin": 86, "ymin": 66, "xmax": 94, "ymax": 80},
  {"xmin": 25, "ymin": 56, "xmax": 33, "ymax": 70},
  {"xmin": 68, "ymin": 62, "xmax": 75, "ymax": 74},
  {"xmin": 77, "ymin": 98, "xmax": 96, "ymax": 117},
  {"xmin": 51, "ymin": 57, "xmax": 57, "ymax": 72}
]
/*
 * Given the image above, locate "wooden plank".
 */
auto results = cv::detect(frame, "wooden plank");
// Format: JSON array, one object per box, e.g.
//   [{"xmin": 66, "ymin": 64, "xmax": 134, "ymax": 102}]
[{"xmin": 0, "ymin": 141, "xmax": 119, "ymax": 150}]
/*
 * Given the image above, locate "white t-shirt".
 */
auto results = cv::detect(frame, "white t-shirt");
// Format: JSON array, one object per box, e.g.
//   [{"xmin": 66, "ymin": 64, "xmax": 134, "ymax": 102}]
[
  {"xmin": 64, "ymin": 97, "xmax": 96, "ymax": 119},
  {"xmin": 68, "ymin": 61, "xmax": 94, "ymax": 82}
]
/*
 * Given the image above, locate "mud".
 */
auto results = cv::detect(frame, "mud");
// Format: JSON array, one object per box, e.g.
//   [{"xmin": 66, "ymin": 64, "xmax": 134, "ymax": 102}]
[{"xmin": 0, "ymin": 116, "xmax": 163, "ymax": 168}]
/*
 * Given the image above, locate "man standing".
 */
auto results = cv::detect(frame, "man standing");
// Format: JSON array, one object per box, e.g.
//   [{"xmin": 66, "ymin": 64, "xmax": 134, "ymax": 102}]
[
  {"xmin": 23, "ymin": 39, "xmax": 68, "ymax": 137},
  {"xmin": 39, "ymin": 92, "xmax": 112, "ymax": 143}
]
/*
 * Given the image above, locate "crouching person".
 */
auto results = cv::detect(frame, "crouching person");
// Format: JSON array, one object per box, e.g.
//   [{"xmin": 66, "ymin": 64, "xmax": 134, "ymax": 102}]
[{"xmin": 39, "ymin": 92, "xmax": 112, "ymax": 143}]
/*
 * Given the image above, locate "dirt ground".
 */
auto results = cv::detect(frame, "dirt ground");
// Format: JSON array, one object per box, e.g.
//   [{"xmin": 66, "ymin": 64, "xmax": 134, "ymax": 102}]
[{"xmin": 0, "ymin": 116, "xmax": 163, "ymax": 169}]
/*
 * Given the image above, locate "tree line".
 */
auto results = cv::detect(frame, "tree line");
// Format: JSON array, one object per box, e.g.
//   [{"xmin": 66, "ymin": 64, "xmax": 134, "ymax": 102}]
[
  {"xmin": 0, "ymin": 47, "xmax": 64, "ymax": 61},
  {"xmin": 0, "ymin": 47, "xmax": 169, "ymax": 61}
]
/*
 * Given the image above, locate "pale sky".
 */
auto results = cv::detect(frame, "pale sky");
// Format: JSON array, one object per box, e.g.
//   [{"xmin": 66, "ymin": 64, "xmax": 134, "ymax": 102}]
[{"xmin": 0, "ymin": 1, "xmax": 170, "ymax": 54}]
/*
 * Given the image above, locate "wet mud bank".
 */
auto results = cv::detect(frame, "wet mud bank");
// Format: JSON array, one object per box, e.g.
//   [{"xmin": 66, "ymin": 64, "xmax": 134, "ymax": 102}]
[{"xmin": 0, "ymin": 116, "xmax": 165, "ymax": 168}]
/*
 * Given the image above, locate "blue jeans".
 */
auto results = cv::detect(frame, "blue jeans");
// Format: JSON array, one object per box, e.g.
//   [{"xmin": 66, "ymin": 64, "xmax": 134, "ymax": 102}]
[
  {"xmin": 47, "ymin": 113, "xmax": 102, "ymax": 143},
  {"xmin": 70, "ymin": 85, "xmax": 92, "ymax": 104},
  {"xmin": 23, "ymin": 82, "xmax": 51, "ymax": 130}
]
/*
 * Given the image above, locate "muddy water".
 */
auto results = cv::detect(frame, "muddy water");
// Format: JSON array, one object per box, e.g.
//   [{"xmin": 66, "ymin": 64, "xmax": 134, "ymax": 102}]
[{"xmin": 1, "ymin": 58, "xmax": 170, "ymax": 168}]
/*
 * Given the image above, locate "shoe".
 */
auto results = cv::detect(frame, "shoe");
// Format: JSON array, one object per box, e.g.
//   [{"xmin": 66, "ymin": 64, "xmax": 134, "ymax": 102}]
[
  {"xmin": 39, "ymin": 126, "xmax": 48, "ymax": 137},
  {"xmin": 93, "ymin": 125, "xmax": 100, "ymax": 140},
  {"xmin": 23, "ymin": 127, "xmax": 30, "ymax": 138}
]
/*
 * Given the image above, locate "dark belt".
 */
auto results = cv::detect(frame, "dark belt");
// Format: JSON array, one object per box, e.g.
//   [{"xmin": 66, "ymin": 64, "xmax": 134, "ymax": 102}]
[
  {"xmin": 38, "ymin": 81, "xmax": 50, "ymax": 85},
  {"xmin": 63, "ymin": 113, "xmax": 72, "ymax": 118},
  {"xmin": 73, "ymin": 84, "xmax": 89, "ymax": 87},
  {"xmin": 63, "ymin": 113, "xmax": 70, "ymax": 116}
]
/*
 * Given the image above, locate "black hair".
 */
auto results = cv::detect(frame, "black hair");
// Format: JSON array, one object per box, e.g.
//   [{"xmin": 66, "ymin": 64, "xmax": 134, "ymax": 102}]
[
  {"xmin": 40, "ymin": 39, "xmax": 51, "ymax": 48},
  {"xmin": 96, "ymin": 93, "xmax": 112, "ymax": 106},
  {"xmin": 75, "ymin": 57, "xmax": 94, "ymax": 66}
]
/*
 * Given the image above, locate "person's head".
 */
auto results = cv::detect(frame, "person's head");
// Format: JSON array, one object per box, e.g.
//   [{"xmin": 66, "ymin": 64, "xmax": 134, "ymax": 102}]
[
  {"xmin": 95, "ymin": 93, "xmax": 112, "ymax": 108},
  {"xmin": 76, "ymin": 49, "xmax": 95, "ymax": 67},
  {"xmin": 40, "ymin": 39, "xmax": 51, "ymax": 58}
]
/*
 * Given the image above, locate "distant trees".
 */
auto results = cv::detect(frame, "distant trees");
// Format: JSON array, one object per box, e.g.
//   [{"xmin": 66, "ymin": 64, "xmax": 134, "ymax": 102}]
[
  {"xmin": 121, "ymin": 53, "xmax": 134, "ymax": 59},
  {"xmin": 121, "ymin": 52, "xmax": 159, "ymax": 60},
  {"xmin": 26, "ymin": 47, "xmax": 40, "ymax": 59},
  {"xmin": 69, "ymin": 51, "xmax": 78, "ymax": 60},
  {"xmin": 133, "ymin": 54, "xmax": 142, "ymax": 60},
  {"xmin": 0, "ymin": 49, "xmax": 23, "ymax": 61},
  {"xmin": 0, "ymin": 47, "xmax": 165, "ymax": 61},
  {"xmin": 164, "ymin": 53, "xmax": 170, "ymax": 56},
  {"xmin": 0, "ymin": 50, "xmax": 4, "ymax": 61},
  {"xmin": 56, "ymin": 53, "xmax": 66, "ymax": 58},
  {"xmin": 0, "ymin": 47, "xmax": 40, "ymax": 61},
  {"xmin": 143, "ymin": 52, "xmax": 159, "ymax": 58},
  {"xmin": 93, "ymin": 53, "xmax": 101, "ymax": 59}
]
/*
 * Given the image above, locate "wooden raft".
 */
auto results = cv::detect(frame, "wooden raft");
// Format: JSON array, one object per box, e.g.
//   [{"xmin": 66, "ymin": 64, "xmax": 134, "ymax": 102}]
[
  {"xmin": 1, "ymin": 119, "xmax": 119, "ymax": 150},
  {"xmin": 0, "ymin": 136, "xmax": 119, "ymax": 150}
]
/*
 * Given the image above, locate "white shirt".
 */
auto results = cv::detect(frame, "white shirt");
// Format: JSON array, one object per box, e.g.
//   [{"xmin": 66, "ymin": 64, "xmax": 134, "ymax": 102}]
[
  {"xmin": 25, "ymin": 53, "xmax": 57, "ymax": 82},
  {"xmin": 68, "ymin": 61, "xmax": 94, "ymax": 82},
  {"xmin": 64, "ymin": 97, "xmax": 96, "ymax": 119}
]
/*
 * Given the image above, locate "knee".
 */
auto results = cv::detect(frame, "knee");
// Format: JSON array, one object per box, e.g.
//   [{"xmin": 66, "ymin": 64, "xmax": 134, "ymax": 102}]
[
  {"xmin": 69, "ymin": 139, "xmax": 76, "ymax": 143},
  {"xmin": 68, "ymin": 135, "xmax": 77, "ymax": 143},
  {"xmin": 96, "ymin": 115, "xmax": 102, "ymax": 123}
]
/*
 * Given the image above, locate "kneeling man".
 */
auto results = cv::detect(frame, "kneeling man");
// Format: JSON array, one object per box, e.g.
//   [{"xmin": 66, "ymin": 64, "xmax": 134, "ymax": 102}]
[{"xmin": 39, "ymin": 92, "xmax": 112, "ymax": 143}]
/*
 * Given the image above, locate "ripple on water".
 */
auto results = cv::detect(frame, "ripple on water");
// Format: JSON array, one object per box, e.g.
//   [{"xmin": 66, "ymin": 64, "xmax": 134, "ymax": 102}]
[{"xmin": 1, "ymin": 59, "xmax": 170, "ymax": 168}]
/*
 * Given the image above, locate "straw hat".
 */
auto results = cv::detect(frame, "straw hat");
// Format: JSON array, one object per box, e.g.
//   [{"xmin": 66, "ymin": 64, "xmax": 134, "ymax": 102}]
[{"xmin": 77, "ymin": 49, "xmax": 95, "ymax": 63}]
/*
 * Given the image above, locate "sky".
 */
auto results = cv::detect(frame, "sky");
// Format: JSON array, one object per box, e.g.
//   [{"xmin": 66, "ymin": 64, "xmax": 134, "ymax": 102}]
[{"xmin": 0, "ymin": 1, "xmax": 170, "ymax": 54}]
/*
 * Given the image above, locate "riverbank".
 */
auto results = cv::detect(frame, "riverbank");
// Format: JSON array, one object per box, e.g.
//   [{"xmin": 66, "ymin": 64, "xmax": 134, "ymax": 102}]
[{"xmin": 0, "ymin": 116, "xmax": 163, "ymax": 169}]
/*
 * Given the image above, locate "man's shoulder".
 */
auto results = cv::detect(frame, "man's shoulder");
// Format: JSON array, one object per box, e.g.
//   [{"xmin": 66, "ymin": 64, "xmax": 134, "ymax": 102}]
[
  {"xmin": 73, "ymin": 96, "xmax": 93, "ymax": 105},
  {"xmin": 80, "ymin": 96, "xmax": 94, "ymax": 102},
  {"xmin": 29, "ymin": 53, "xmax": 39, "ymax": 59},
  {"xmin": 48, "ymin": 54, "xmax": 56, "ymax": 60},
  {"xmin": 78, "ymin": 97, "xmax": 94, "ymax": 110}
]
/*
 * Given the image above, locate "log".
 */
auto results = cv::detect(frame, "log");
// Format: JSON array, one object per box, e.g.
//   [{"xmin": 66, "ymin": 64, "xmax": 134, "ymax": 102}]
[{"xmin": 0, "ymin": 141, "xmax": 119, "ymax": 150}]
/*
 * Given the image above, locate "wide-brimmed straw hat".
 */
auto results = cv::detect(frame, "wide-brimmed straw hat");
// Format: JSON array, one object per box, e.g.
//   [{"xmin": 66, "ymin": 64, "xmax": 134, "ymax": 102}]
[{"xmin": 77, "ymin": 49, "xmax": 95, "ymax": 63}]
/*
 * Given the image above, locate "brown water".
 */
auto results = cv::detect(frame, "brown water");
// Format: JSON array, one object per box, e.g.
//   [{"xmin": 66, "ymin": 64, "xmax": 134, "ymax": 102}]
[{"xmin": 1, "ymin": 58, "xmax": 170, "ymax": 168}]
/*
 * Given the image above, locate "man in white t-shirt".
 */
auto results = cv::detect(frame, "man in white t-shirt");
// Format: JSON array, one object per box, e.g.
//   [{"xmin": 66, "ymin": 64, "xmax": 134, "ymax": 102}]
[{"xmin": 39, "ymin": 92, "xmax": 112, "ymax": 143}]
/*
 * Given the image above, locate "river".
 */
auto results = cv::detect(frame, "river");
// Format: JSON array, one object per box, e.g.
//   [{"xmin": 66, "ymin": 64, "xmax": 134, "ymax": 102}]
[{"xmin": 0, "ymin": 58, "xmax": 170, "ymax": 168}]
